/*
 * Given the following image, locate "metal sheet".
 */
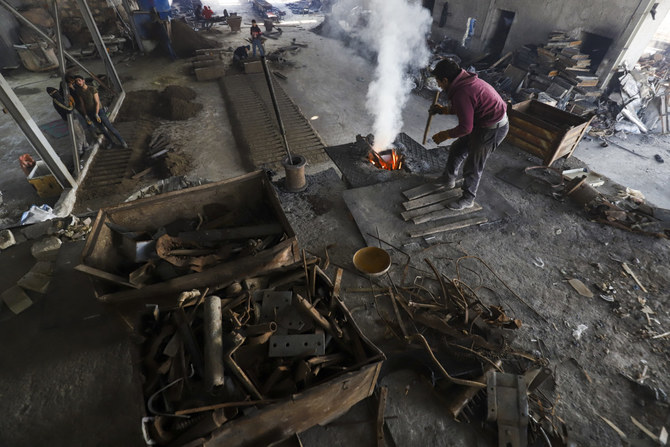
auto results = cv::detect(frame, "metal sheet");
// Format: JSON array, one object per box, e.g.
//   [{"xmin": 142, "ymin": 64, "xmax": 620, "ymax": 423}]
[{"xmin": 268, "ymin": 333, "xmax": 326, "ymax": 357}]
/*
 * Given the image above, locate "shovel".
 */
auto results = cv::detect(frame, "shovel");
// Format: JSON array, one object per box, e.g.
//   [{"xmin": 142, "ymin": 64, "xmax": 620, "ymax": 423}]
[{"xmin": 422, "ymin": 90, "xmax": 441, "ymax": 145}]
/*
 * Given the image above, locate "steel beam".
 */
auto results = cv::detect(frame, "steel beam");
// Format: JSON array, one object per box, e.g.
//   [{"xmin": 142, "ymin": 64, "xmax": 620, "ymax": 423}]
[
  {"xmin": 0, "ymin": 0, "xmax": 109, "ymax": 91},
  {"xmin": 0, "ymin": 75, "xmax": 77, "ymax": 189},
  {"xmin": 75, "ymin": 0, "xmax": 124, "ymax": 95},
  {"xmin": 53, "ymin": 0, "xmax": 80, "ymax": 175}
]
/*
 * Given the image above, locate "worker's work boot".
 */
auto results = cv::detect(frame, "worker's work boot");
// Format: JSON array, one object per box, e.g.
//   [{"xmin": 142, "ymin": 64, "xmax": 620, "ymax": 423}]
[{"xmin": 447, "ymin": 196, "xmax": 475, "ymax": 210}]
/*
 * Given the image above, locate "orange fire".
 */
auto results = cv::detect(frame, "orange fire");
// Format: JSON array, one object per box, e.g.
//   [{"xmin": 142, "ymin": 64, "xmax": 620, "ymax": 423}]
[{"xmin": 367, "ymin": 149, "xmax": 403, "ymax": 171}]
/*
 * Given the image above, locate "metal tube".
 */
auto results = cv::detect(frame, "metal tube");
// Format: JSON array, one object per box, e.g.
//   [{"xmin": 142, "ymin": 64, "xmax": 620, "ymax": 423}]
[
  {"xmin": 0, "ymin": 74, "xmax": 77, "ymax": 189},
  {"xmin": 260, "ymin": 56, "xmax": 293, "ymax": 163},
  {"xmin": 204, "ymin": 295, "xmax": 225, "ymax": 390},
  {"xmin": 74, "ymin": 0, "xmax": 124, "ymax": 94},
  {"xmin": 52, "ymin": 0, "xmax": 80, "ymax": 175},
  {"xmin": 0, "ymin": 0, "xmax": 112, "ymax": 92}
]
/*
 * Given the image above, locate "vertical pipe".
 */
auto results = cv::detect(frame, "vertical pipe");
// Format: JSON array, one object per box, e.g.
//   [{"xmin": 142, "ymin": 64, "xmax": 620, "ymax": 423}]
[
  {"xmin": 204, "ymin": 295, "xmax": 224, "ymax": 390},
  {"xmin": 52, "ymin": 0, "xmax": 80, "ymax": 175},
  {"xmin": 260, "ymin": 56, "xmax": 293, "ymax": 163}
]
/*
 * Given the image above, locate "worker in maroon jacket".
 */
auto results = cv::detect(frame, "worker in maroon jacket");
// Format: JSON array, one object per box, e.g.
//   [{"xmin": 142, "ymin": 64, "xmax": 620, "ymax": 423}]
[{"xmin": 429, "ymin": 58, "xmax": 508, "ymax": 210}]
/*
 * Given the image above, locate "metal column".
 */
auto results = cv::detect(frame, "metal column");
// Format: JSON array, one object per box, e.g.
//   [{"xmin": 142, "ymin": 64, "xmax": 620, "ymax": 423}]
[
  {"xmin": 0, "ymin": 0, "xmax": 109, "ymax": 91},
  {"xmin": 0, "ymin": 75, "xmax": 77, "ymax": 189},
  {"xmin": 53, "ymin": 0, "xmax": 80, "ymax": 175},
  {"xmin": 75, "ymin": 0, "xmax": 125, "ymax": 95}
]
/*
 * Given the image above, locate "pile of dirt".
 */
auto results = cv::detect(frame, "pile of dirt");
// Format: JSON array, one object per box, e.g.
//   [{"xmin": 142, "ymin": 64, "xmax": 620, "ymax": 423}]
[
  {"xmin": 118, "ymin": 86, "xmax": 202, "ymax": 121},
  {"xmin": 170, "ymin": 20, "xmax": 218, "ymax": 58},
  {"xmin": 163, "ymin": 149, "xmax": 193, "ymax": 176}
]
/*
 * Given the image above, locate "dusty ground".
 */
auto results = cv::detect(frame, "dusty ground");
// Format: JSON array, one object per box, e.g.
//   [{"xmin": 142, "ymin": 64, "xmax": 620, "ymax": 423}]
[{"xmin": 0, "ymin": 3, "xmax": 669, "ymax": 447}]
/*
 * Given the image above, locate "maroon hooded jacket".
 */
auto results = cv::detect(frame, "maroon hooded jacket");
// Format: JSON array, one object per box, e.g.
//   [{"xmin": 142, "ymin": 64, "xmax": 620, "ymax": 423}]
[{"xmin": 445, "ymin": 69, "xmax": 507, "ymax": 139}]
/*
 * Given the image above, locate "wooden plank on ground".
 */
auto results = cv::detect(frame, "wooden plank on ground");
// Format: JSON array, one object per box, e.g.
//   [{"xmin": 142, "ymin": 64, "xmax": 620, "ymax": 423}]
[
  {"xmin": 409, "ymin": 216, "xmax": 488, "ymax": 238},
  {"xmin": 402, "ymin": 179, "xmax": 463, "ymax": 200},
  {"xmin": 401, "ymin": 203, "xmax": 446, "ymax": 221},
  {"xmin": 413, "ymin": 203, "xmax": 483, "ymax": 224},
  {"xmin": 402, "ymin": 189, "xmax": 461, "ymax": 211}
]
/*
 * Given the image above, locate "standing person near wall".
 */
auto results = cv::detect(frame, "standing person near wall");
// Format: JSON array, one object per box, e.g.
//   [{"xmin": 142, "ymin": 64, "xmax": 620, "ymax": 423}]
[
  {"xmin": 429, "ymin": 58, "xmax": 508, "ymax": 210},
  {"xmin": 250, "ymin": 19, "xmax": 264, "ymax": 57},
  {"xmin": 73, "ymin": 75, "xmax": 128, "ymax": 149}
]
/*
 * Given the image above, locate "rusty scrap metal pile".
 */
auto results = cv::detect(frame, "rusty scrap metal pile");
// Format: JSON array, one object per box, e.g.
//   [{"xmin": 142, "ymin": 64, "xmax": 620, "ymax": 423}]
[
  {"xmin": 368, "ymin": 257, "xmax": 568, "ymax": 446},
  {"xmin": 138, "ymin": 261, "xmax": 380, "ymax": 445}
]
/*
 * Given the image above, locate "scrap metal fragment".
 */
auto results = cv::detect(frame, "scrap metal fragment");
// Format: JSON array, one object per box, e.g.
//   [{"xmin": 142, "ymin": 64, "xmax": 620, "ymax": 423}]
[{"xmin": 487, "ymin": 371, "xmax": 529, "ymax": 447}]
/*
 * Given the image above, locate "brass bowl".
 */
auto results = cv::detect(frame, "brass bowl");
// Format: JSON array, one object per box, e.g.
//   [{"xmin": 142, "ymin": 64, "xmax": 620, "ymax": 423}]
[{"xmin": 353, "ymin": 247, "xmax": 391, "ymax": 276}]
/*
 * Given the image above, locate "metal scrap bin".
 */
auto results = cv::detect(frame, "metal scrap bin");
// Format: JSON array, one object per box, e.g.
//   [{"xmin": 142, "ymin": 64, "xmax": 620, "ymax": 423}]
[
  {"xmin": 79, "ymin": 171, "xmax": 300, "ymax": 308},
  {"xmin": 506, "ymin": 100, "xmax": 594, "ymax": 166}
]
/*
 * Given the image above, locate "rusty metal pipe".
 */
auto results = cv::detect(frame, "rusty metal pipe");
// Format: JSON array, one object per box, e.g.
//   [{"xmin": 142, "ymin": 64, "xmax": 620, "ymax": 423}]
[
  {"xmin": 294, "ymin": 294, "xmax": 343, "ymax": 338},
  {"xmin": 204, "ymin": 295, "xmax": 224, "ymax": 390},
  {"xmin": 260, "ymin": 56, "xmax": 293, "ymax": 162},
  {"xmin": 223, "ymin": 332, "xmax": 263, "ymax": 400},
  {"xmin": 245, "ymin": 322, "xmax": 277, "ymax": 345}
]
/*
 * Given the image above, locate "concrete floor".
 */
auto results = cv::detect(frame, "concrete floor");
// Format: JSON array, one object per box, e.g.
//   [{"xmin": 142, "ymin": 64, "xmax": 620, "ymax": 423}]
[{"xmin": 1, "ymin": 3, "xmax": 669, "ymax": 447}]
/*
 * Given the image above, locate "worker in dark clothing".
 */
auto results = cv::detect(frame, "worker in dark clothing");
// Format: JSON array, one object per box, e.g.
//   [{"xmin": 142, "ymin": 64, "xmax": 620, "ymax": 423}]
[
  {"xmin": 73, "ymin": 75, "xmax": 128, "ymax": 149},
  {"xmin": 233, "ymin": 45, "xmax": 250, "ymax": 67},
  {"xmin": 46, "ymin": 86, "xmax": 91, "ymax": 155},
  {"xmin": 429, "ymin": 59, "xmax": 508, "ymax": 210},
  {"xmin": 250, "ymin": 20, "xmax": 264, "ymax": 57}
]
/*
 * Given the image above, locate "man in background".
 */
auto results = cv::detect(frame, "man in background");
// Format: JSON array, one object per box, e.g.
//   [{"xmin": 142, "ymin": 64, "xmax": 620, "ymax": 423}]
[
  {"xmin": 73, "ymin": 75, "xmax": 128, "ymax": 149},
  {"xmin": 250, "ymin": 19, "xmax": 264, "ymax": 57}
]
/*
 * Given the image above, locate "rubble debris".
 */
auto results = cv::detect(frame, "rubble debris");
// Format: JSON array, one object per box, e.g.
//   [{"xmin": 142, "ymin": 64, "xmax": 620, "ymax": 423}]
[
  {"xmin": 0, "ymin": 229, "xmax": 16, "ymax": 250},
  {"xmin": 568, "ymin": 278, "xmax": 593, "ymax": 298},
  {"xmin": 30, "ymin": 236, "xmax": 62, "ymax": 261},
  {"xmin": 1, "ymin": 285, "xmax": 33, "ymax": 314}
]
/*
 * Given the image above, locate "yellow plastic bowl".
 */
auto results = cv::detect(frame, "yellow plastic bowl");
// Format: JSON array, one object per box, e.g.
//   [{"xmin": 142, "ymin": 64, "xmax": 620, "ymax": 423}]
[{"xmin": 353, "ymin": 247, "xmax": 391, "ymax": 276}]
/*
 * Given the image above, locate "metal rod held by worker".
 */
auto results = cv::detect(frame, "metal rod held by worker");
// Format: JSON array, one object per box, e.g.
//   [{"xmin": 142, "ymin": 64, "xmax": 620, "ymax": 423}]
[
  {"xmin": 422, "ymin": 90, "xmax": 441, "ymax": 145},
  {"xmin": 260, "ymin": 56, "xmax": 293, "ymax": 163}
]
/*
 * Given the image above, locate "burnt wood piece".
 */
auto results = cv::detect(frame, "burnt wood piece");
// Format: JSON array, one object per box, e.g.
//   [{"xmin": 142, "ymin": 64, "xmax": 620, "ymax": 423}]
[
  {"xmin": 402, "ymin": 179, "xmax": 464, "ymax": 201},
  {"xmin": 412, "ymin": 203, "xmax": 483, "ymax": 224},
  {"xmin": 402, "ymin": 189, "xmax": 462, "ymax": 211},
  {"xmin": 97, "ymin": 238, "xmax": 299, "ymax": 306},
  {"xmin": 409, "ymin": 216, "xmax": 488, "ymax": 238}
]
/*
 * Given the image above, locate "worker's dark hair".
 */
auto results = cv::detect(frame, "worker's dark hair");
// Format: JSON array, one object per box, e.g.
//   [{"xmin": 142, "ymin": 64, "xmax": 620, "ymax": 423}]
[
  {"xmin": 432, "ymin": 59, "xmax": 461, "ymax": 82},
  {"xmin": 251, "ymin": 19, "xmax": 256, "ymax": 23},
  {"xmin": 246, "ymin": 45, "xmax": 250, "ymax": 49},
  {"xmin": 73, "ymin": 75, "xmax": 84, "ymax": 80}
]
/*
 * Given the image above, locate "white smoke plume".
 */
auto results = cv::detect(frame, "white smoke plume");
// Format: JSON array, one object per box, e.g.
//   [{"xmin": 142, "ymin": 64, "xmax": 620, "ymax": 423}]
[{"xmin": 331, "ymin": 0, "xmax": 432, "ymax": 151}]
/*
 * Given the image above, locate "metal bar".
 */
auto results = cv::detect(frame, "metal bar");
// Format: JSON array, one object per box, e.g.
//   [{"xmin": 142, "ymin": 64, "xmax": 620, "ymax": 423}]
[
  {"xmin": 74, "ymin": 0, "xmax": 124, "ymax": 95},
  {"xmin": 260, "ymin": 56, "xmax": 293, "ymax": 162},
  {"xmin": 121, "ymin": 0, "xmax": 145, "ymax": 53},
  {"xmin": 0, "ymin": 74, "xmax": 76, "ymax": 189},
  {"xmin": 0, "ymin": 0, "xmax": 109, "ymax": 91},
  {"xmin": 53, "ymin": 0, "xmax": 80, "ymax": 175}
]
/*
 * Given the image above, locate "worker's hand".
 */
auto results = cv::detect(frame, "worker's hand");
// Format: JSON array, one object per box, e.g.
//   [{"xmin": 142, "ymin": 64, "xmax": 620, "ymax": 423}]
[
  {"xmin": 429, "ymin": 104, "xmax": 449, "ymax": 115},
  {"xmin": 431, "ymin": 130, "xmax": 451, "ymax": 145},
  {"xmin": 95, "ymin": 115, "xmax": 101, "ymax": 123},
  {"xmin": 86, "ymin": 119, "xmax": 93, "ymax": 126}
]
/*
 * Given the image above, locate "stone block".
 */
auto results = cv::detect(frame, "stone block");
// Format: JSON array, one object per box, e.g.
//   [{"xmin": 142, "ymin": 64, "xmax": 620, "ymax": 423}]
[
  {"xmin": 1, "ymin": 285, "xmax": 33, "ymax": 314},
  {"xmin": 17, "ymin": 271, "xmax": 51, "ymax": 294},
  {"xmin": 0, "ymin": 229, "xmax": 16, "ymax": 250},
  {"xmin": 21, "ymin": 220, "xmax": 55, "ymax": 240},
  {"xmin": 195, "ymin": 64, "xmax": 226, "ymax": 81},
  {"xmin": 31, "ymin": 236, "xmax": 62, "ymax": 260}
]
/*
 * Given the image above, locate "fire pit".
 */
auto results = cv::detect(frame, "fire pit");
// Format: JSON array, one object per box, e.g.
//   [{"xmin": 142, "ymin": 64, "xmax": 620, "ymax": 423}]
[{"xmin": 324, "ymin": 132, "xmax": 449, "ymax": 188}]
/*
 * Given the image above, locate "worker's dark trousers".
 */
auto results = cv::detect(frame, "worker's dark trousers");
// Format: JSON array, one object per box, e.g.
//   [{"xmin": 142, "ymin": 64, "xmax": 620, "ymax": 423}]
[{"xmin": 444, "ymin": 123, "xmax": 508, "ymax": 199}]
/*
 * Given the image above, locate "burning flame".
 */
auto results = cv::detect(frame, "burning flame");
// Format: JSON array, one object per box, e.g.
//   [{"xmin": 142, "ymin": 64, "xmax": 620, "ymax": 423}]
[{"xmin": 368, "ymin": 149, "xmax": 403, "ymax": 171}]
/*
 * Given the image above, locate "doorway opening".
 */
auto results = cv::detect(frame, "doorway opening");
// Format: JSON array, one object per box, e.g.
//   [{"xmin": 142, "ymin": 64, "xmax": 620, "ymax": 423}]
[
  {"xmin": 580, "ymin": 32, "xmax": 614, "ymax": 72},
  {"xmin": 485, "ymin": 9, "xmax": 515, "ymax": 62}
]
